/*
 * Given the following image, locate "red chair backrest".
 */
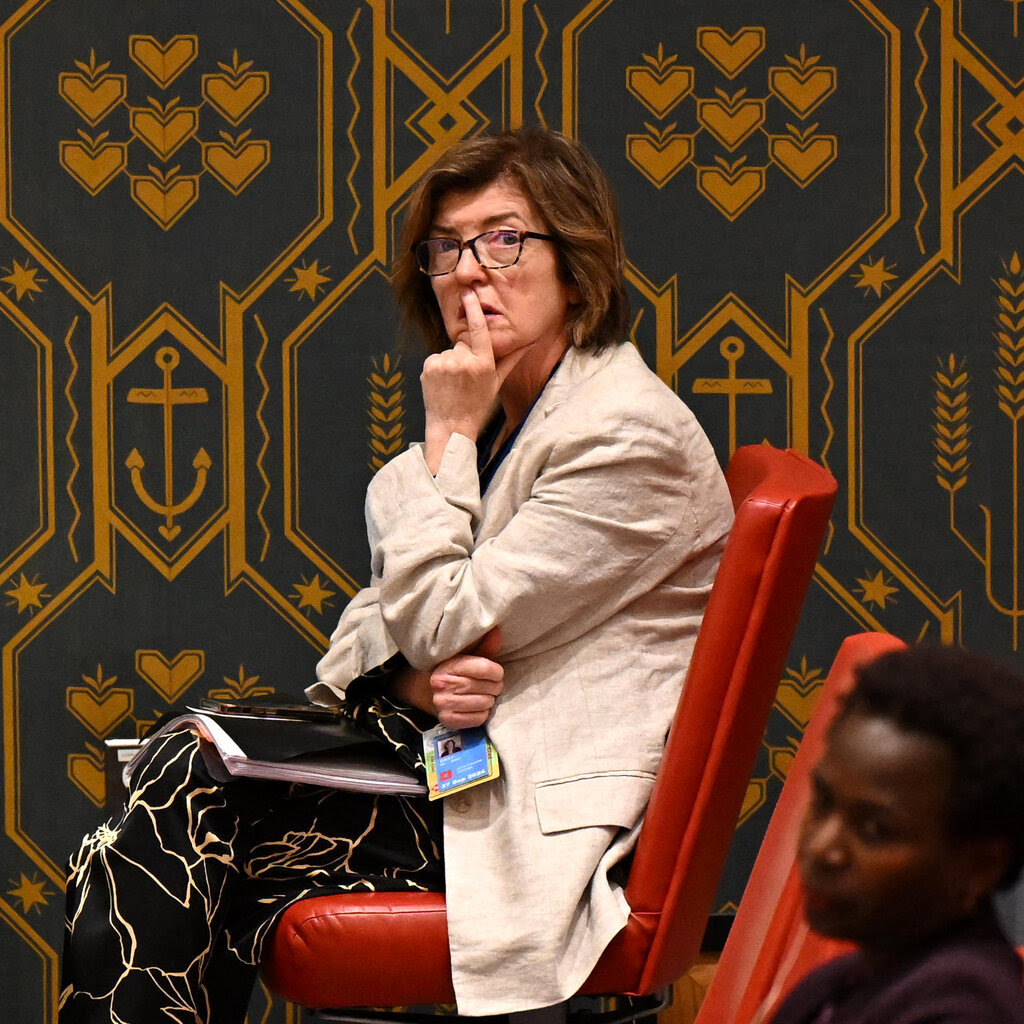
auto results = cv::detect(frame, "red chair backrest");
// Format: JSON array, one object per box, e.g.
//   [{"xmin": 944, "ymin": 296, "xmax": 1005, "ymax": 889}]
[
  {"xmin": 589, "ymin": 446, "xmax": 837, "ymax": 995},
  {"xmin": 695, "ymin": 631, "xmax": 907, "ymax": 1024}
]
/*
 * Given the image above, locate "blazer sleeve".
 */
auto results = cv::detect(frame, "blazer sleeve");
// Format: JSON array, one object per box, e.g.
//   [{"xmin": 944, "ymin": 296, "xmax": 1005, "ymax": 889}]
[
  {"xmin": 308, "ymin": 582, "xmax": 400, "ymax": 702},
  {"xmin": 366, "ymin": 400, "xmax": 729, "ymax": 670}
]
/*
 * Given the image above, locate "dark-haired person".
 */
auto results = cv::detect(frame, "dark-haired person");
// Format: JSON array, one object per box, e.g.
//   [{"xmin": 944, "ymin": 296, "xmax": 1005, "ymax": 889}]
[
  {"xmin": 768, "ymin": 644, "xmax": 1024, "ymax": 1024},
  {"xmin": 60, "ymin": 128, "xmax": 732, "ymax": 1022}
]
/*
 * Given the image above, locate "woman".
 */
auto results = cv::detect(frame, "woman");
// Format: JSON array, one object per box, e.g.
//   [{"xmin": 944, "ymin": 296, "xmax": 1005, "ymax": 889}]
[
  {"xmin": 60, "ymin": 127, "xmax": 732, "ymax": 1022},
  {"xmin": 769, "ymin": 644, "xmax": 1024, "ymax": 1024}
]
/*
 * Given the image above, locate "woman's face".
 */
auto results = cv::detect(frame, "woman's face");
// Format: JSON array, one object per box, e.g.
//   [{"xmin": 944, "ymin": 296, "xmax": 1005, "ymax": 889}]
[
  {"xmin": 798, "ymin": 712, "xmax": 992, "ymax": 958},
  {"xmin": 427, "ymin": 179, "xmax": 579, "ymax": 375}
]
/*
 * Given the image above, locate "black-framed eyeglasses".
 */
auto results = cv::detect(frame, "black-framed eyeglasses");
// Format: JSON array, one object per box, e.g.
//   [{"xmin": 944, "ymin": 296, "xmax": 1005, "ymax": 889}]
[{"xmin": 412, "ymin": 229, "xmax": 556, "ymax": 276}]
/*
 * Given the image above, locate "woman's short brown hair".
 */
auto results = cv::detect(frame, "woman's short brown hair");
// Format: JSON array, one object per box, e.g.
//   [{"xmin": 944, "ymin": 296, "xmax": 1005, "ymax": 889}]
[{"xmin": 394, "ymin": 127, "xmax": 629, "ymax": 353}]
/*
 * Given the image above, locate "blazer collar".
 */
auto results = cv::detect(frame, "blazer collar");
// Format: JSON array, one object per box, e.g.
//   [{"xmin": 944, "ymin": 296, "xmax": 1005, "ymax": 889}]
[{"xmin": 531, "ymin": 343, "xmax": 620, "ymax": 422}]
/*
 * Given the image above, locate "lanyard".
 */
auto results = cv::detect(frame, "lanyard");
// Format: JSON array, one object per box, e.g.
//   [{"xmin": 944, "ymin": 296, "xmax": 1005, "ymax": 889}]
[{"xmin": 476, "ymin": 358, "xmax": 564, "ymax": 494}]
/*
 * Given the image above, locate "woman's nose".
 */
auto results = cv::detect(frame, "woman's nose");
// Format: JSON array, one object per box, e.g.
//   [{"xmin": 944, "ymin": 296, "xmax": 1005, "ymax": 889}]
[
  {"xmin": 452, "ymin": 245, "xmax": 487, "ymax": 284},
  {"xmin": 801, "ymin": 814, "xmax": 848, "ymax": 870}
]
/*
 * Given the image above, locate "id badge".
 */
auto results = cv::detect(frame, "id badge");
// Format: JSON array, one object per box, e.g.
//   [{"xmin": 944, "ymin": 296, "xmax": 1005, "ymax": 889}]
[{"xmin": 422, "ymin": 723, "xmax": 500, "ymax": 801}]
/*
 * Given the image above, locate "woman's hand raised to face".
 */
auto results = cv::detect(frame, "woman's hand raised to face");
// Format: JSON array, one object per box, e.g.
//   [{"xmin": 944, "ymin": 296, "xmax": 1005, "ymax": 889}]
[{"xmin": 421, "ymin": 290, "xmax": 527, "ymax": 474}]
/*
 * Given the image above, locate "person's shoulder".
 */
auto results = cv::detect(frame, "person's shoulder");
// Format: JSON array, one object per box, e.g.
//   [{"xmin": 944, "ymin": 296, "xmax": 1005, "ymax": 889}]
[
  {"xmin": 769, "ymin": 942, "xmax": 1024, "ymax": 1024},
  {"xmin": 881, "ymin": 940, "xmax": 1024, "ymax": 1023},
  {"xmin": 575, "ymin": 339, "xmax": 669, "ymax": 387},
  {"xmin": 561, "ymin": 342, "xmax": 699, "ymax": 428},
  {"xmin": 543, "ymin": 345, "xmax": 730, "ymax": 513},
  {"xmin": 767, "ymin": 954, "xmax": 859, "ymax": 1024}
]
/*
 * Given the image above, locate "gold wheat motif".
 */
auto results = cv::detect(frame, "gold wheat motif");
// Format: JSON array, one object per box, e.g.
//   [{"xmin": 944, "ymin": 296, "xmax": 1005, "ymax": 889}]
[
  {"xmin": 368, "ymin": 353, "xmax": 404, "ymax": 471},
  {"xmin": 933, "ymin": 258, "xmax": 1024, "ymax": 648},
  {"xmin": 995, "ymin": 252, "xmax": 1024, "ymax": 422},
  {"xmin": 932, "ymin": 354, "xmax": 969, "ymax": 493}
]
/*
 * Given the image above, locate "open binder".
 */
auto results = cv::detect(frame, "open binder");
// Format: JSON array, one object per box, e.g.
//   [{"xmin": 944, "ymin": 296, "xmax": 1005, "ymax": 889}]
[{"xmin": 126, "ymin": 707, "xmax": 428, "ymax": 796}]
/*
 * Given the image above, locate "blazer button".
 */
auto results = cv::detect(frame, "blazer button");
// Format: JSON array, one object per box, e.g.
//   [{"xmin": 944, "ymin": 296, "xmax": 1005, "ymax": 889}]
[{"xmin": 450, "ymin": 796, "xmax": 471, "ymax": 813}]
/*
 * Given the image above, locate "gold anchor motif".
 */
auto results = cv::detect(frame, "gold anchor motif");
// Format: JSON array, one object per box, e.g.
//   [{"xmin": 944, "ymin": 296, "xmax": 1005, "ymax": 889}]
[
  {"xmin": 126, "ymin": 346, "xmax": 211, "ymax": 541},
  {"xmin": 692, "ymin": 336, "xmax": 773, "ymax": 457}
]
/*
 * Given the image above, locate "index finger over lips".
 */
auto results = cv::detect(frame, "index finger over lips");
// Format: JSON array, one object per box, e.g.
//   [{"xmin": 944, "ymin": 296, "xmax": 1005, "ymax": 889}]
[{"xmin": 459, "ymin": 289, "xmax": 495, "ymax": 362}]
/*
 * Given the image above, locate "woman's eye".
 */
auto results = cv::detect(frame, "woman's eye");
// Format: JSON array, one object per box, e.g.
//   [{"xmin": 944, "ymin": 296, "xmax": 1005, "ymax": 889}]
[
  {"xmin": 489, "ymin": 230, "xmax": 521, "ymax": 248},
  {"xmin": 854, "ymin": 817, "xmax": 891, "ymax": 844}
]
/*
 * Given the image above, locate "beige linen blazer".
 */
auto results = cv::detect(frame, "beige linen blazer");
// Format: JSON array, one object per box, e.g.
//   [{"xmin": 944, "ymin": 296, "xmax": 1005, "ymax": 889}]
[{"xmin": 310, "ymin": 341, "xmax": 733, "ymax": 1014}]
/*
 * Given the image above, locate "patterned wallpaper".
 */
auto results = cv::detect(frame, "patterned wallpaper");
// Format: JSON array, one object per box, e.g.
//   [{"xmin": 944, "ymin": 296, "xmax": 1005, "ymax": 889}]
[{"xmin": 1, "ymin": 1, "xmax": 1022, "ymax": 1020}]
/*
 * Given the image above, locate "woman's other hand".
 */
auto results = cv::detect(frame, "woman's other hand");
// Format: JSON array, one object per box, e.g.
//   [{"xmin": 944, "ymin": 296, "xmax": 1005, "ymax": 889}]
[
  {"xmin": 390, "ymin": 627, "xmax": 504, "ymax": 729},
  {"xmin": 430, "ymin": 627, "xmax": 504, "ymax": 729}
]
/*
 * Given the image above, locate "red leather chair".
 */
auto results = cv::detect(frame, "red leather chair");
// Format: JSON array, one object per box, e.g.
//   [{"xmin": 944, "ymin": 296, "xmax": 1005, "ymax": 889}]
[
  {"xmin": 262, "ymin": 445, "xmax": 838, "ymax": 1017},
  {"xmin": 694, "ymin": 631, "xmax": 906, "ymax": 1024},
  {"xmin": 696, "ymin": 631, "xmax": 1024, "ymax": 1024}
]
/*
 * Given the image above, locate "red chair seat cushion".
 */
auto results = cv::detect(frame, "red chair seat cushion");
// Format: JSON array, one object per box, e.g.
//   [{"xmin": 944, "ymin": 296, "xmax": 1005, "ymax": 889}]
[{"xmin": 263, "ymin": 892, "xmax": 455, "ymax": 1008}]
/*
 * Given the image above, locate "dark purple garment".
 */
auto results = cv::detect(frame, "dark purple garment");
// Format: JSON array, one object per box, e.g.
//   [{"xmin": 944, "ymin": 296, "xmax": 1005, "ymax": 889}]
[{"xmin": 767, "ymin": 906, "xmax": 1024, "ymax": 1024}]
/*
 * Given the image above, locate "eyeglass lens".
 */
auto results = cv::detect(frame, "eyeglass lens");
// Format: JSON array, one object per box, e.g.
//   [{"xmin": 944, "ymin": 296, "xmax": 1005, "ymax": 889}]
[{"xmin": 416, "ymin": 230, "xmax": 525, "ymax": 275}]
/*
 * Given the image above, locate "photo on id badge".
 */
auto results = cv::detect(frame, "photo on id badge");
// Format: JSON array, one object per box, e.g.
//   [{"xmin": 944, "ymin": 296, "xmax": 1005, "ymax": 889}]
[{"xmin": 423, "ymin": 723, "xmax": 499, "ymax": 799}]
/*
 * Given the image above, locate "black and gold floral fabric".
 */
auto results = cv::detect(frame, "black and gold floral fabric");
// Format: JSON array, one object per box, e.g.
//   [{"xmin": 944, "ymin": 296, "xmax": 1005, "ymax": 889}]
[{"xmin": 60, "ymin": 700, "xmax": 443, "ymax": 1024}]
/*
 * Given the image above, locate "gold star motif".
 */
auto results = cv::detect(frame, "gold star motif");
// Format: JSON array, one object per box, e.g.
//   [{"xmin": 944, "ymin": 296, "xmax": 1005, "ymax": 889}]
[
  {"xmin": 851, "ymin": 255, "xmax": 898, "ymax": 298},
  {"xmin": 1, "ymin": 258, "xmax": 46, "ymax": 301},
  {"xmin": 856, "ymin": 569, "xmax": 899, "ymax": 609},
  {"xmin": 5, "ymin": 572, "xmax": 48, "ymax": 614},
  {"xmin": 7, "ymin": 873, "xmax": 51, "ymax": 914},
  {"xmin": 292, "ymin": 573, "xmax": 336, "ymax": 615},
  {"xmin": 287, "ymin": 259, "xmax": 331, "ymax": 300}
]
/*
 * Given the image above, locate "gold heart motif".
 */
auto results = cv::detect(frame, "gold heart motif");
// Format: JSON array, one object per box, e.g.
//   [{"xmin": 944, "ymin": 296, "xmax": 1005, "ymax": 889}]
[
  {"xmin": 625, "ymin": 65, "xmax": 693, "ymax": 119},
  {"xmin": 697, "ymin": 166, "xmax": 765, "ymax": 220},
  {"xmin": 769, "ymin": 135, "xmax": 837, "ymax": 186},
  {"xmin": 775, "ymin": 679, "xmax": 825, "ymax": 728},
  {"xmin": 66, "ymin": 687, "xmax": 134, "ymax": 738},
  {"xmin": 769, "ymin": 66, "xmax": 837, "ymax": 118},
  {"xmin": 68, "ymin": 752, "xmax": 105, "ymax": 808},
  {"xmin": 132, "ymin": 175, "xmax": 198, "ymax": 229},
  {"xmin": 135, "ymin": 649, "xmax": 204, "ymax": 701},
  {"xmin": 202, "ymin": 140, "xmax": 270, "ymax": 194},
  {"xmin": 58, "ymin": 73, "xmax": 126, "ymax": 125},
  {"xmin": 158, "ymin": 521, "xmax": 180, "ymax": 542},
  {"xmin": 697, "ymin": 27, "xmax": 766, "ymax": 79},
  {"xmin": 626, "ymin": 132, "xmax": 693, "ymax": 187},
  {"xmin": 697, "ymin": 98, "xmax": 765, "ymax": 151},
  {"xmin": 130, "ymin": 106, "xmax": 198, "ymax": 161},
  {"xmin": 129, "ymin": 35, "xmax": 198, "ymax": 89},
  {"xmin": 60, "ymin": 141, "xmax": 127, "ymax": 195},
  {"xmin": 202, "ymin": 72, "xmax": 270, "ymax": 126}
]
